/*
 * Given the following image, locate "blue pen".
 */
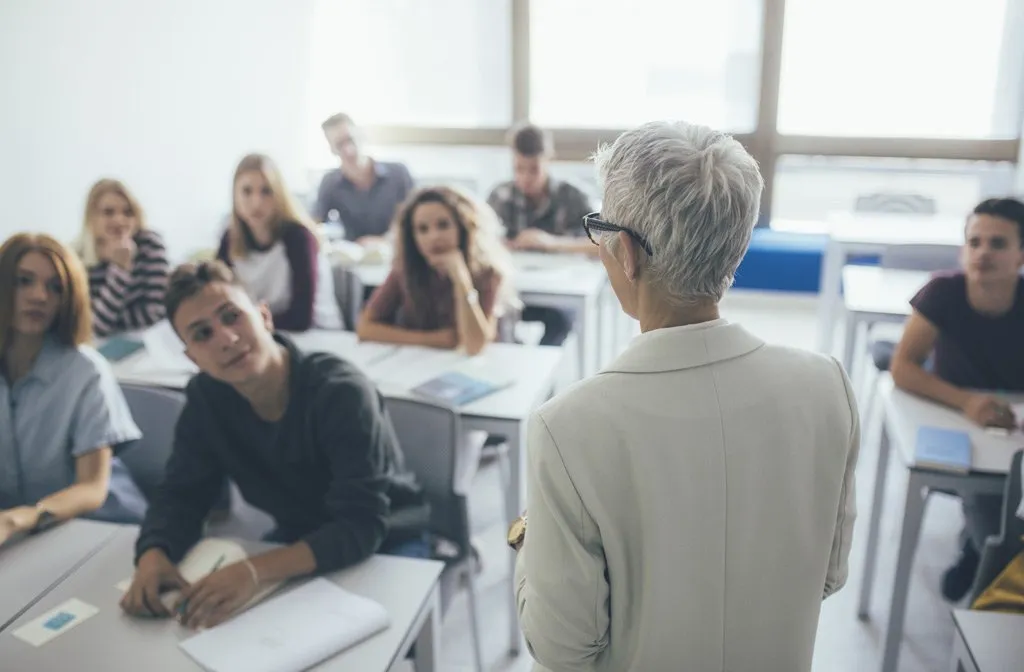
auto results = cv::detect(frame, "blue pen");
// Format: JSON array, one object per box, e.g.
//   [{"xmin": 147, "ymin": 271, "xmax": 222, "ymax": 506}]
[{"xmin": 177, "ymin": 554, "xmax": 227, "ymax": 618}]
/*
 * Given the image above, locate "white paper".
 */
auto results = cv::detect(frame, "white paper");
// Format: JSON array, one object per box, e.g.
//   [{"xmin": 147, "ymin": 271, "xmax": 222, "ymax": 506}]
[
  {"xmin": 140, "ymin": 319, "xmax": 198, "ymax": 373},
  {"xmin": 179, "ymin": 578, "xmax": 390, "ymax": 672},
  {"xmin": 12, "ymin": 598, "xmax": 99, "ymax": 647}
]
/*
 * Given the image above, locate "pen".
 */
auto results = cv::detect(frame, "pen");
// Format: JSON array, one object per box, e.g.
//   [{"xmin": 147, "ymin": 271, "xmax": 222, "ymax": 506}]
[{"xmin": 177, "ymin": 554, "xmax": 227, "ymax": 618}]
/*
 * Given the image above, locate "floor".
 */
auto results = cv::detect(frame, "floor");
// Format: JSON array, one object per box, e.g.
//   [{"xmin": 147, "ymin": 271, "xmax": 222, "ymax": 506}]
[{"xmin": 396, "ymin": 290, "xmax": 967, "ymax": 672}]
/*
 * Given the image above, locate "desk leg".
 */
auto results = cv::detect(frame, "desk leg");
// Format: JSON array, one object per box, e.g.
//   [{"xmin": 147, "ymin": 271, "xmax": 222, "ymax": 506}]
[
  {"xmin": 881, "ymin": 469, "xmax": 929, "ymax": 672},
  {"xmin": 413, "ymin": 586, "xmax": 441, "ymax": 672},
  {"xmin": 858, "ymin": 415, "xmax": 891, "ymax": 619},
  {"xmin": 842, "ymin": 314, "xmax": 859, "ymax": 376},
  {"xmin": 817, "ymin": 238, "xmax": 843, "ymax": 354}
]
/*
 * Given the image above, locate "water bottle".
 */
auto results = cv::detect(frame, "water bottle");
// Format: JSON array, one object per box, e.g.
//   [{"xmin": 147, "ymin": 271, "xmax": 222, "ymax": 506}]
[{"xmin": 325, "ymin": 209, "xmax": 345, "ymax": 242}]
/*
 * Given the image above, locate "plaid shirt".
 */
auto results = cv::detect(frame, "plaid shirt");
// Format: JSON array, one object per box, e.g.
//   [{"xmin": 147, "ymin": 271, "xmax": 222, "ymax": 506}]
[{"xmin": 487, "ymin": 179, "xmax": 593, "ymax": 239}]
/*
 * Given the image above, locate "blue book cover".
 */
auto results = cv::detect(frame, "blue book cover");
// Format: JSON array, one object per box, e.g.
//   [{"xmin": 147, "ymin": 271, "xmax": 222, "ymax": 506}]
[
  {"xmin": 915, "ymin": 426, "xmax": 972, "ymax": 473},
  {"xmin": 97, "ymin": 337, "xmax": 145, "ymax": 362},
  {"xmin": 412, "ymin": 372, "xmax": 508, "ymax": 407}
]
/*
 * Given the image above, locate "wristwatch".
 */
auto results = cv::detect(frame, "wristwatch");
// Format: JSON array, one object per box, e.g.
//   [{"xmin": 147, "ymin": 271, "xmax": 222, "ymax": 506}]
[
  {"xmin": 30, "ymin": 509, "xmax": 58, "ymax": 534},
  {"xmin": 465, "ymin": 288, "xmax": 480, "ymax": 306},
  {"xmin": 507, "ymin": 514, "xmax": 527, "ymax": 551}
]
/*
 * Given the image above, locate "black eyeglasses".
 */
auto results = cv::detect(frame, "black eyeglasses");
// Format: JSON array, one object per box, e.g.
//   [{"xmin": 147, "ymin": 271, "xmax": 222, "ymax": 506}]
[{"xmin": 581, "ymin": 212, "xmax": 653, "ymax": 256}]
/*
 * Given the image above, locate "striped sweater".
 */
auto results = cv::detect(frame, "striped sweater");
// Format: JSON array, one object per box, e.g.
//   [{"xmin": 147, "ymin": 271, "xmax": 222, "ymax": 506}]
[{"xmin": 87, "ymin": 229, "xmax": 170, "ymax": 337}]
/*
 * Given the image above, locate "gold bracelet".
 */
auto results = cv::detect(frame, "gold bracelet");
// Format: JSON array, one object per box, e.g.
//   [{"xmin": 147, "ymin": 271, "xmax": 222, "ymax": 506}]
[{"xmin": 242, "ymin": 559, "xmax": 260, "ymax": 588}]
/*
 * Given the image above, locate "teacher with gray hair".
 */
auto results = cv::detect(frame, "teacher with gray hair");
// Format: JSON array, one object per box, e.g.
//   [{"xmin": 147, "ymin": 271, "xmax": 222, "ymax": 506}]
[{"xmin": 508, "ymin": 121, "xmax": 859, "ymax": 672}]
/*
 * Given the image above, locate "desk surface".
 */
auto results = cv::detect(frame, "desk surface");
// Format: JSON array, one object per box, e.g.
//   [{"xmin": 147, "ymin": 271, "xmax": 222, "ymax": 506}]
[
  {"xmin": 112, "ymin": 331, "xmax": 563, "ymax": 422},
  {"xmin": 952, "ymin": 610, "xmax": 1024, "ymax": 671},
  {"xmin": 348, "ymin": 250, "xmax": 607, "ymax": 298},
  {"xmin": 0, "ymin": 520, "xmax": 121, "ymax": 632},
  {"xmin": 881, "ymin": 376, "xmax": 1024, "ymax": 473},
  {"xmin": 0, "ymin": 526, "xmax": 443, "ymax": 671},
  {"xmin": 842, "ymin": 266, "xmax": 930, "ymax": 316},
  {"xmin": 828, "ymin": 213, "xmax": 966, "ymax": 246}
]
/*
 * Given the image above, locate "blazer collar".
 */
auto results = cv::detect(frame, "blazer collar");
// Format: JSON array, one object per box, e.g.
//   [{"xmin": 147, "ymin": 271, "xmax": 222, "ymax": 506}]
[{"xmin": 602, "ymin": 319, "xmax": 765, "ymax": 374}]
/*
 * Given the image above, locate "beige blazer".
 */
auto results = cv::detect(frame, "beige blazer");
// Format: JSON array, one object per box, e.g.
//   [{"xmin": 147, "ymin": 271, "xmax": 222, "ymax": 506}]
[{"xmin": 515, "ymin": 319, "xmax": 859, "ymax": 672}]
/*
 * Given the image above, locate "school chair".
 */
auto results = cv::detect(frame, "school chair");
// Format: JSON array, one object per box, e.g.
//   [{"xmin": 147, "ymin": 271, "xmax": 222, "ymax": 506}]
[
  {"xmin": 970, "ymin": 450, "xmax": 1024, "ymax": 605},
  {"xmin": 385, "ymin": 396, "xmax": 490, "ymax": 672}
]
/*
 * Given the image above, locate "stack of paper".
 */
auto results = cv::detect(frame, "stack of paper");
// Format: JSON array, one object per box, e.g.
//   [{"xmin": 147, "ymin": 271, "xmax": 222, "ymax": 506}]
[{"xmin": 179, "ymin": 578, "xmax": 389, "ymax": 672}]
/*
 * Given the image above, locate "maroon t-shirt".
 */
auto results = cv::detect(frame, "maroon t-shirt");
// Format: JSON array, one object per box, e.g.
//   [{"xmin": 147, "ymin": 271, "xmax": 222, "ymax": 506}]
[{"xmin": 910, "ymin": 272, "xmax": 1024, "ymax": 391}]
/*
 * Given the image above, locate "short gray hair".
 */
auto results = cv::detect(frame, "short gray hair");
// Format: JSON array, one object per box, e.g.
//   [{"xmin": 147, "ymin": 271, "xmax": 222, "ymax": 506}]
[{"xmin": 593, "ymin": 121, "xmax": 763, "ymax": 304}]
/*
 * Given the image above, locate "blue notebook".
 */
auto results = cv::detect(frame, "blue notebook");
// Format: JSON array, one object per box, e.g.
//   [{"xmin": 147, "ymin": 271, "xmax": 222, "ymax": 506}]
[
  {"xmin": 97, "ymin": 337, "xmax": 145, "ymax": 362},
  {"xmin": 412, "ymin": 372, "xmax": 509, "ymax": 406},
  {"xmin": 915, "ymin": 426, "xmax": 972, "ymax": 473}
]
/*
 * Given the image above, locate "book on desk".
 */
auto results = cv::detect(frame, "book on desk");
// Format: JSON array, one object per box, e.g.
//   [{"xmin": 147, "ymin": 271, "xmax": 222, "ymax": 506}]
[
  {"xmin": 412, "ymin": 370, "xmax": 511, "ymax": 406},
  {"xmin": 915, "ymin": 426, "xmax": 972, "ymax": 473}
]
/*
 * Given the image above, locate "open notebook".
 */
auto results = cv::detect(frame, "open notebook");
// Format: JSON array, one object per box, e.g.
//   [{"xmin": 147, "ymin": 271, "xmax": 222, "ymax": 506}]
[
  {"xmin": 179, "ymin": 578, "xmax": 390, "ymax": 672},
  {"xmin": 119, "ymin": 538, "xmax": 281, "ymax": 613}
]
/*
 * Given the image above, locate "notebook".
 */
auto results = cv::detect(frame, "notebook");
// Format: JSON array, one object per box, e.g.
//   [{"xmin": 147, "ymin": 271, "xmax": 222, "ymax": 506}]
[
  {"xmin": 179, "ymin": 578, "xmax": 390, "ymax": 672},
  {"xmin": 97, "ymin": 336, "xmax": 145, "ymax": 362},
  {"xmin": 412, "ymin": 371, "xmax": 511, "ymax": 406},
  {"xmin": 915, "ymin": 426, "xmax": 972, "ymax": 473}
]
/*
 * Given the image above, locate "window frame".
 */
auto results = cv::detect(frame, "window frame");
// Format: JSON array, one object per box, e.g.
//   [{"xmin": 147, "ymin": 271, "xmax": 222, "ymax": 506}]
[{"xmin": 325, "ymin": 0, "xmax": 1023, "ymax": 221}]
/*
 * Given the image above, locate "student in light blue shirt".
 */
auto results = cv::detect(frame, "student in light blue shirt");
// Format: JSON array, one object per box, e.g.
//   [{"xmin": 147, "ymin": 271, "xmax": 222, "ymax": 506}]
[{"xmin": 0, "ymin": 233, "xmax": 146, "ymax": 545}]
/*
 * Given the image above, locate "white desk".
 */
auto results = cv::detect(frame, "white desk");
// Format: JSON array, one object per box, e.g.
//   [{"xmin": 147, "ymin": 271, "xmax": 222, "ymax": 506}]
[
  {"xmin": 347, "ymin": 251, "xmax": 609, "ymax": 378},
  {"xmin": 839, "ymin": 266, "xmax": 930, "ymax": 373},
  {"xmin": 0, "ymin": 526, "xmax": 445, "ymax": 671},
  {"xmin": 369, "ymin": 341, "xmax": 564, "ymax": 655},
  {"xmin": 817, "ymin": 213, "xmax": 963, "ymax": 356},
  {"xmin": 950, "ymin": 610, "xmax": 1024, "ymax": 672},
  {"xmin": 858, "ymin": 377, "xmax": 1024, "ymax": 672},
  {"xmin": 0, "ymin": 520, "xmax": 121, "ymax": 633}
]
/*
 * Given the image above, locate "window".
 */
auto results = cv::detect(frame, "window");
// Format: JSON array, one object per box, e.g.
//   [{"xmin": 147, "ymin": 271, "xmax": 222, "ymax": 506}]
[
  {"xmin": 307, "ymin": 0, "xmax": 512, "ymax": 162},
  {"xmin": 529, "ymin": 0, "xmax": 763, "ymax": 131},
  {"xmin": 771, "ymin": 155, "xmax": 1016, "ymax": 229},
  {"xmin": 778, "ymin": 0, "xmax": 1024, "ymax": 138}
]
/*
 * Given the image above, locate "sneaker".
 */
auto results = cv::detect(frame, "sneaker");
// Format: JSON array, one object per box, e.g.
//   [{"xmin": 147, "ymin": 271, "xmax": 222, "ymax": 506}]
[{"xmin": 941, "ymin": 539, "xmax": 980, "ymax": 602}]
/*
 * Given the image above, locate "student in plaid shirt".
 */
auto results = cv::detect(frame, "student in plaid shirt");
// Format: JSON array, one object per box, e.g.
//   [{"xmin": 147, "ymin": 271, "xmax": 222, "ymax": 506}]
[{"xmin": 487, "ymin": 124, "xmax": 594, "ymax": 345}]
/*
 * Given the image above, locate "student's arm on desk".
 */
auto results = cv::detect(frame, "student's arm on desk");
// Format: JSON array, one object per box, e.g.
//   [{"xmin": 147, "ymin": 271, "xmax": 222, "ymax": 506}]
[
  {"xmin": 134, "ymin": 388, "xmax": 228, "ymax": 564},
  {"xmin": 0, "ymin": 449, "xmax": 113, "ymax": 542},
  {"xmin": 515, "ymin": 413, "xmax": 610, "ymax": 669},
  {"xmin": 825, "ymin": 359, "xmax": 860, "ymax": 599},
  {"xmin": 356, "ymin": 269, "xmax": 457, "ymax": 348},
  {"xmin": 890, "ymin": 311, "xmax": 969, "ymax": 411}
]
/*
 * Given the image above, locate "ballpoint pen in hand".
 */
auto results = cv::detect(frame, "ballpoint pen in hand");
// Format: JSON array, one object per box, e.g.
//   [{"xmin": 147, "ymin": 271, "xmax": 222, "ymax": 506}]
[{"xmin": 177, "ymin": 553, "xmax": 227, "ymax": 618}]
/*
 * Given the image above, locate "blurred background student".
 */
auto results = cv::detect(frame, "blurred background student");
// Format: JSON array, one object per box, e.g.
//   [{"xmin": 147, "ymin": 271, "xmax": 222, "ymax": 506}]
[
  {"xmin": 315, "ymin": 113, "xmax": 414, "ymax": 246},
  {"xmin": 75, "ymin": 179, "xmax": 169, "ymax": 337},
  {"xmin": 891, "ymin": 197, "xmax": 1024, "ymax": 602},
  {"xmin": 217, "ymin": 153, "xmax": 342, "ymax": 331},
  {"xmin": 357, "ymin": 186, "xmax": 517, "ymax": 355},
  {"xmin": 488, "ymin": 123, "xmax": 593, "ymax": 346},
  {"xmin": 0, "ymin": 233, "xmax": 147, "ymax": 545}
]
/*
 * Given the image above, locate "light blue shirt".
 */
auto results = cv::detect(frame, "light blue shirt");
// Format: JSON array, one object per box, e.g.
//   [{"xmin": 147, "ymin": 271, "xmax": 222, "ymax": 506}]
[{"xmin": 0, "ymin": 336, "xmax": 142, "ymax": 511}]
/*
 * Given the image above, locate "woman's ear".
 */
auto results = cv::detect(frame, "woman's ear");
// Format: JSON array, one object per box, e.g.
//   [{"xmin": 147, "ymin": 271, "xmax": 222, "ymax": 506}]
[{"xmin": 617, "ymin": 231, "xmax": 640, "ymax": 282}]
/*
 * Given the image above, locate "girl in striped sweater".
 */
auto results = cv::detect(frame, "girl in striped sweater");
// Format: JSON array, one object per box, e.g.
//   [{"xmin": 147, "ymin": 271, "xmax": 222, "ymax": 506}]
[{"xmin": 75, "ymin": 179, "xmax": 169, "ymax": 337}]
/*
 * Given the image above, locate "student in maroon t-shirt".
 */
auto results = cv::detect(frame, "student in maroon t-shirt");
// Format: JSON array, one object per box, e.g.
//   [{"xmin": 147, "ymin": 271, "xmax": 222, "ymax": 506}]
[{"xmin": 891, "ymin": 197, "xmax": 1024, "ymax": 602}]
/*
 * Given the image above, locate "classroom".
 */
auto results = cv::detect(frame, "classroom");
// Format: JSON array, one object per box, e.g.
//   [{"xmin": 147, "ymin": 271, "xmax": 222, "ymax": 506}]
[{"xmin": 2, "ymin": 1, "xmax": 1024, "ymax": 671}]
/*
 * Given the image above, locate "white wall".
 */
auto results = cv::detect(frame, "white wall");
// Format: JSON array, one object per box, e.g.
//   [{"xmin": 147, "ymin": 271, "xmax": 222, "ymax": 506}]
[{"xmin": 0, "ymin": 0, "xmax": 315, "ymax": 260}]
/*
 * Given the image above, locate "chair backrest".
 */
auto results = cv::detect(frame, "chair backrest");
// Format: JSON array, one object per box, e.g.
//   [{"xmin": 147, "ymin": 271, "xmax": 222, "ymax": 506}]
[
  {"xmin": 332, "ymin": 264, "xmax": 364, "ymax": 332},
  {"xmin": 1001, "ymin": 450, "xmax": 1024, "ymax": 547},
  {"xmin": 970, "ymin": 450, "xmax": 1024, "ymax": 603},
  {"xmin": 118, "ymin": 384, "xmax": 186, "ymax": 501},
  {"xmin": 384, "ymin": 396, "xmax": 471, "ymax": 555},
  {"xmin": 880, "ymin": 243, "xmax": 961, "ymax": 272},
  {"xmin": 854, "ymin": 192, "xmax": 938, "ymax": 215}
]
